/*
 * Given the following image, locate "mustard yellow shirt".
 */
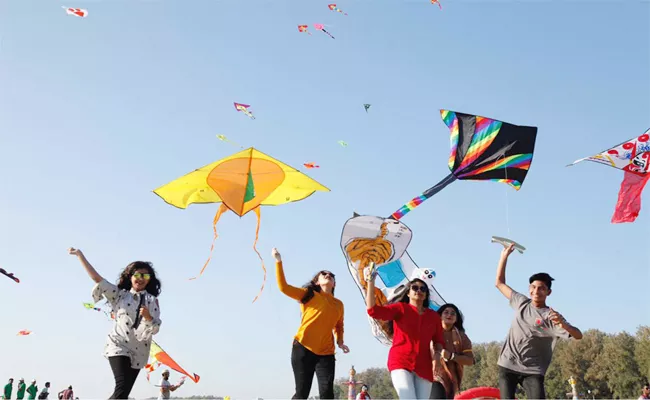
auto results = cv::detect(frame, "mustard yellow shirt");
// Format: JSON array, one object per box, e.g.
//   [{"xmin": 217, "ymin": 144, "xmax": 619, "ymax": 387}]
[{"xmin": 276, "ymin": 261, "xmax": 344, "ymax": 355}]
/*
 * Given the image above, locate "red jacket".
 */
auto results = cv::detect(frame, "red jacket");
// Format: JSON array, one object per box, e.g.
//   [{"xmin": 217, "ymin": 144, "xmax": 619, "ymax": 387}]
[{"xmin": 368, "ymin": 302, "xmax": 445, "ymax": 382}]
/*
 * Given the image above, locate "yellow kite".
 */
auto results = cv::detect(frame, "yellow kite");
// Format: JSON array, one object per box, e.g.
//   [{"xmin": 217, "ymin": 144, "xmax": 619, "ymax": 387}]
[{"xmin": 154, "ymin": 147, "xmax": 330, "ymax": 302}]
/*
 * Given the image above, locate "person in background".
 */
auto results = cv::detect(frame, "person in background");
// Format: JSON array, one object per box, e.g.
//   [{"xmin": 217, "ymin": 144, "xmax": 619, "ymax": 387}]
[
  {"xmin": 639, "ymin": 382, "xmax": 650, "ymax": 400},
  {"xmin": 59, "ymin": 387, "xmax": 73, "ymax": 400},
  {"xmin": 273, "ymin": 248, "xmax": 349, "ymax": 400},
  {"xmin": 495, "ymin": 243, "xmax": 583, "ymax": 400},
  {"xmin": 158, "ymin": 370, "xmax": 184, "ymax": 400},
  {"xmin": 25, "ymin": 381, "xmax": 37, "ymax": 400},
  {"xmin": 15, "ymin": 380, "xmax": 25, "ymax": 400},
  {"xmin": 366, "ymin": 265, "xmax": 444, "ymax": 400},
  {"xmin": 37, "ymin": 383, "xmax": 49, "ymax": 400},
  {"xmin": 430, "ymin": 304, "xmax": 474, "ymax": 399},
  {"xmin": 69, "ymin": 247, "xmax": 162, "ymax": 399},
  {"xmin": 3, "ymin": 378, "xmax": 13, "ymax": 400},
  {"xmin": 356, "ymin": 385, "xmax": 371, "ymax": 400}
]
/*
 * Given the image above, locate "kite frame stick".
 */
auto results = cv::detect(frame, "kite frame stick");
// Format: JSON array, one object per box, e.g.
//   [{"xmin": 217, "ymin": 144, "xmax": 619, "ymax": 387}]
[{"xmin": 491, "ymin": 236, "xmax": 526, "ymax": 254}]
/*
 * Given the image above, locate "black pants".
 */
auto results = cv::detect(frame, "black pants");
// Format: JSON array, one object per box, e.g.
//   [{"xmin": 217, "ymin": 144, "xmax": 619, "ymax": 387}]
[
  {"xmin": 498, "ymin": 366, "xmax": 545, "ymax": 399},
  {"xmin": 108, "ymin": 356, "xmax": 141, "ymax": 399},
  {"xmin": 290, "ymin": 340, "xmax": 336, "ymax": 399},
  {"xmin": 429, "ymin": 382, "xmax": 451, "ymax": 399}
]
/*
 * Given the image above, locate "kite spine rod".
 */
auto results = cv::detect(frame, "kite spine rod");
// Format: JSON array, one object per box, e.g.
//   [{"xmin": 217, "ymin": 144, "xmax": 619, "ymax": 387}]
[{"xmin": 389, "ymin": 173, "xmax": 457, "ymax": 220}]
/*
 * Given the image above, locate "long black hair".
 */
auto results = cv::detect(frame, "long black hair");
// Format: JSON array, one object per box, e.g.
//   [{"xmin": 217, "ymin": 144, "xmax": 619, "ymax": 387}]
[
  {"xmin": 117, "ymin": 261, "xmax": 161, "ymax": 297},
  {"xmin": 300, "ymin": 270, "xmax": 336, "ymax": 304},
  {"xmin": 385, "ymin": 278, "xmax": 431, "ymax": 337},
  {"xmin": 438, "ymin": 303, "xmax": 465, "ymax": 332}
]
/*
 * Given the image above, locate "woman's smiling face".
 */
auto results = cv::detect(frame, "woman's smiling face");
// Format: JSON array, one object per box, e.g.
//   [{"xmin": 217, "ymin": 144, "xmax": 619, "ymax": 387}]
[{"xmin": 131, "ymin": 268, "xmax": 151, "ymax": 292}]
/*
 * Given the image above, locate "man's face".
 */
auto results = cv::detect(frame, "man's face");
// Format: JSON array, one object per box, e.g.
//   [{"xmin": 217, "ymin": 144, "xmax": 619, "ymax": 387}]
[
  {"xmin": 643, "ymin": 385, "xmax": 649, "ymax": 396},
  {"xmin": 162, "ymin": 373, "xmax": 169, "ymax": 381},
  {"xmin": 529, "ymin": 280, "xmax": 551, "ymax": 303},
  {"xmin": 8, "ymin": 379, "xmax": 13, "ymax": 384}
]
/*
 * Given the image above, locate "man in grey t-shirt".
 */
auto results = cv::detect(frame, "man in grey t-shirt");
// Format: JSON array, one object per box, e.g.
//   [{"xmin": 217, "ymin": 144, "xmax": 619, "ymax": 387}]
[{"xmin": 494, "ymin": 243, "xmax": 583, "ymax": 399}]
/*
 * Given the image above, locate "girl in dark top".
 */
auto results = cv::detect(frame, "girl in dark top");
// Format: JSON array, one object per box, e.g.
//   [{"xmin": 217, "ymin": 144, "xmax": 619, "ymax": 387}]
[{"xmin": 430, "ymin": 303, "xmax": 474, "ymax": 399}]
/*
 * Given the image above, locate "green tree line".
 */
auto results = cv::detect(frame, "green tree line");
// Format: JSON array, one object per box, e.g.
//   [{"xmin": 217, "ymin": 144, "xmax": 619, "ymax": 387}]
[{"xmin": 332, "ymin": 326, "xmax": 650, "ymax": 399}]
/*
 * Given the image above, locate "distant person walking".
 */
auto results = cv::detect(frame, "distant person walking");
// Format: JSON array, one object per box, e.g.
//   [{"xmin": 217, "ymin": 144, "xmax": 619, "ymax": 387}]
[
  {"xmin": 273, "ymin": 248, "xmax": 349, "ymax": 400},
  {"xmin": 3, "ymin": 378, "xmax": 13, "ymax": 400},
  {"xmin": 157, "ymin": 370, "xmax": 184, "ymax": 400},
  {"xmin": 69, "ymin": 247, "xmax": 162, "ymax": 399},
  {"xmin": 15, "ymin": 379, "xmax": 25, "ymax": 400}
]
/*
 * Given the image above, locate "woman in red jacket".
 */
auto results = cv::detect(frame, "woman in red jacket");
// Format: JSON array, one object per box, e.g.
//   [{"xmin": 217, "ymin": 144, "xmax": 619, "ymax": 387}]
[{"xmin": 365, "ymin": 265, "xmax": 445, "ymax": 399}]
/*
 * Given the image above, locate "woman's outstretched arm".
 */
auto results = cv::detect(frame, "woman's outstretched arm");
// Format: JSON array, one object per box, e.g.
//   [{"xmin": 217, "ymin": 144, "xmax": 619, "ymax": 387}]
[
  {"xmin": 272, "ymin": 248, "xmax": 306, "ymax": 301},
  {"xmin": 68, "ymin": 247, "xmax": 103, "ymax": 283}
]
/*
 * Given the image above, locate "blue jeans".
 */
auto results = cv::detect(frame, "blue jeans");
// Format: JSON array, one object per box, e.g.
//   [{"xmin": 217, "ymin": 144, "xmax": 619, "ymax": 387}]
[{"xmin": 498, "ymin": 366, "xmax": 546, "ymax": 399}]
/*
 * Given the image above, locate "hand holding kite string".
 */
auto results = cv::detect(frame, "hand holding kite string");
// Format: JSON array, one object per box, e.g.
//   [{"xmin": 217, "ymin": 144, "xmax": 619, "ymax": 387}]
[
  {"xmin": 272, "ymin": 248, "xmax": 282, "ymax": 262},
  {"xmin": 500, "ymin": 243, "xmax": 516, "ymax": 259}
]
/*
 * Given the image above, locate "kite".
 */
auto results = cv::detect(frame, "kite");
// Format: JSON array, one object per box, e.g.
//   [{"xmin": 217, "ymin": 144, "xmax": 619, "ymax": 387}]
[
  {"xmin": 431, "ymin": 0, "xmax": 442, "ymax": 9},
  {"xmin": 391, "ymin": 109, "xmax": 537, "ymax": 220},
  {"xmin": 314, "ymin": 24, "xmax": 335, "ymax": 39},
  {"xmin": 0, "ymin": 268, "xmax": 19, "ymax": 283},
  {"xmin": 145, "ymin": 340, "xmax": 200, "ymax": 384},
  {"xmin": 568, "ymin": 129, "xmax": 650, "ymax": 223},
  {"xmin": 364, "ymin": 104, "xmax": 371, "ymax": 113},
  {"xmin": 341, "ymin": 214, "xmax": 446, "ymax": 346},
  {"xmin": 233, "ymin": 102, "xmax": 255, "ymax": 120},
  {"xmin": 328, "ymin": 4, "xmax": 348, "ymax": 15},
  {"xmin": 83, "ymin": 302, "xmax": 102, "ymax": 312},
  {"xmin": 298, "ymin": 25, "xmax": 312, "ymax": 35},
  {"xmin": 216, "ymin": 134, "xmax": 243, "ymax": 148},
  {"xmin": 17, "ymin": 330, "xmax": 32, "ymax": 336},
  {"xmin": 62, "ymin": 6, "xmax": 88, "ymax": 17},
  {"xmin": 153, "ymin": 147, "xmax": 329, "ymax": 303},
  {"xmin": 338, "ymin": 140, "xmax": 348, "ymax": 147},
  {"xmin": 303, "ymin": 162, "xmax": 319, "ymax": 169}
]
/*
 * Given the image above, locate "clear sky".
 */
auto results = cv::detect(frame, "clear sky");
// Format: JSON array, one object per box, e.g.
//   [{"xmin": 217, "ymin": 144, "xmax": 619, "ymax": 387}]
[{"xmin": 0, "ymin": 0, "xmax": 648, "ymax": 398}]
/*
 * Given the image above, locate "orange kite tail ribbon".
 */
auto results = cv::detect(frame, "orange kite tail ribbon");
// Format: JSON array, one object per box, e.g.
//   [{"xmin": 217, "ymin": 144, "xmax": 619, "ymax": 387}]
[
  {"xmin": 190, "ymin": 203, "xmax": 229, "ymax": 280},
  {"xmin": 251, "ymin": 207, "xmax": 266, "ymax": 304}
]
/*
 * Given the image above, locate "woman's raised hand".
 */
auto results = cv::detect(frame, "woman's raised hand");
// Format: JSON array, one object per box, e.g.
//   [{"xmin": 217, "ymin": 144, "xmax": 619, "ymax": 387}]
[
  {"xmin": 271, "ymin": 248, "xmax": 282, "ymax": 262},
  {"xmin": 68, "ymin": 247, "xmax": 82, "ymax": 257}
]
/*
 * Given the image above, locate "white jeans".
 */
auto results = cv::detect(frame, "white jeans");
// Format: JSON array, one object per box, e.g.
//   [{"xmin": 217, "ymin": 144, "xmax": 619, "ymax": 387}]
[{"xmin": 390, "ymin": 369, "xmax": 433, "ymax": 399}]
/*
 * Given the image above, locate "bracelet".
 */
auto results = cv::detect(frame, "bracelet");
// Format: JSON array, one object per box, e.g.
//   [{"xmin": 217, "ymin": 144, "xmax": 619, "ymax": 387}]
[{"xmin": 450, "ymin": 353, "xmax": 456, "ymax": 361}]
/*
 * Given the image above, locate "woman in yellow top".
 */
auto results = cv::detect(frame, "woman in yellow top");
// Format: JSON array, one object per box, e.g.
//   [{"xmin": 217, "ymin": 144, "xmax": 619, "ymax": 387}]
[{"xmin": 273, "ymin": 248, "xmax": 350, "ymax": 400}]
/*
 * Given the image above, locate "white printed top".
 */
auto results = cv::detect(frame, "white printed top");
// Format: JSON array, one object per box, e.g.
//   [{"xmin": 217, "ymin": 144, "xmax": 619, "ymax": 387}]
[{"xmin": 92, "ymin": 278, "xmax": 162, "ymax": 369}]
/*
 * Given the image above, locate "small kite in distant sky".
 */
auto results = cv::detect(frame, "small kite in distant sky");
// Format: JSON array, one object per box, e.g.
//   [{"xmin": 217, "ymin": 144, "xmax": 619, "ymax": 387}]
[
  {"xmin": 364, "ymin": 104, "xmax": 371, "ymax": 113},
  {"xmin": 338, "ymin": 140, "xmax": 348, "ymax": 147},
  {"xmin": 431, "ymin": 0, "xmax": 442, "ymax": 9},
  {"xmin": 234, "ymin": 102, "xmax": 255, "ymax": 120},
  {"xmin": 216, "ymin": 134, "xmax": 243, "ymax": 148},
  {"xmin": 83, "ymin": 302, "xmax": 102, "ymax": 311},
  {"xmin": 568, "ymin": 129, "xmax": 650, "ymax": 223},
  {"xmin": 314, "ymin": 24, "xmax": 335, "ymax": 39},
  {"xmin": 304, "ymin": 162, "xmax": 320, "ymax": 169},
  {"xmin": 328, "ymin": 4, "xmax": 348, "ymax": 15},
  {"xmin": 17, "ymin": 330, "xmax": 32, "ymax": 336},
  {"xmin": 298, "ymin": 25, "xmax": 312, "ymax": 35},
  {"xmin": 0, "ymin": 268, "xmax": 19, "ymax": 283},
  {"xmin": 62, "ymin": 6, "xmax": 88, "ymax": 17}
]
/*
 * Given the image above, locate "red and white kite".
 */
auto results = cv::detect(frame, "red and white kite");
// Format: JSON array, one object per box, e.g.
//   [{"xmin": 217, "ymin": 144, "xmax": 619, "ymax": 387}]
[
  {"xmin": 62, "ymin": 7, "xmax": 88, "ymax": 18},
  {"xmin": 17, "ymin": 330, "xmax": 32, "ymax": 336}
]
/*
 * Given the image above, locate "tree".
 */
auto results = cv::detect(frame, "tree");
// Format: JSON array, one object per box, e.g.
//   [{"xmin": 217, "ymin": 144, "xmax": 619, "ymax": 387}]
[{"xmin": 635, "ymin": 325, "xmax": 650, "ymax": 382}]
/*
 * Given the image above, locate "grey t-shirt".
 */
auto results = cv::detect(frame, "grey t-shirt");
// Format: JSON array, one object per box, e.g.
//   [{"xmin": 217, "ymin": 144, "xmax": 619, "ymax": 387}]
[{"xmin": 497, "ymin": 291, "xmax": 571, "ymax": 375}]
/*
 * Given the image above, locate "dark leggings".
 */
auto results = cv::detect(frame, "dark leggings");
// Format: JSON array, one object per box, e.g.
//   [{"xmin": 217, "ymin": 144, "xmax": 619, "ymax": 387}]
[
  {"xmin": 429, "ymin": 382, "xmax": 452, "ymax": 399},
  {"xmin": 108, "ymin": 356, "xmax": 141, "ymax": 399},
  {"xmin": 498, "ymin": 366, "xmax": 545, "ymax": 399},
  {"xmin": 290, "ymin": 340, "xmax": 336, "ymax": 399}
]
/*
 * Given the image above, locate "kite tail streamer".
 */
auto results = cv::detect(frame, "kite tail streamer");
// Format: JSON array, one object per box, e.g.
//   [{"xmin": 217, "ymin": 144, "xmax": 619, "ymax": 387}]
[
  {"xmin": 611, "ymin": 172, "xmax": 649, "ymax": 223},
  {"xmin": 389, "ymin": 173, "xmax": 457, "ymax": 220},
  {"xmin": 251, "ymin": 207, "xmax": 266, "ymax": 304},
  {"xmin": 190, "ymin": 203, "xmax": 229, "ymax": 280}
]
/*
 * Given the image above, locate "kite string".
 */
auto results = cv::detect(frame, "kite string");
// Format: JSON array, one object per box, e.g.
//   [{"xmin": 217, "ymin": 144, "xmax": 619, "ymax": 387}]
[{"xmin": 503, "ymin": 154, "xmax": 511, "ymax": 236}]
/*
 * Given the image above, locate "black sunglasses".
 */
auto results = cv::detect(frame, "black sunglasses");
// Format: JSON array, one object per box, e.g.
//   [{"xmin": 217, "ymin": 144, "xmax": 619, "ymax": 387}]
[
  {"xmin": 321, "ymin": 271, "xmax": 335, "ymax": 278},
  {"xmin": 411, "ymin": 285, "xmax": 427, "ymax": 293}
]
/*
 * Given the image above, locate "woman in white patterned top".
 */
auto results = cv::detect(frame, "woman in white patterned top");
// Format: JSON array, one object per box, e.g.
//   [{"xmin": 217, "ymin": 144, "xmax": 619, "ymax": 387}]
[{"xmin": 68, "ymin": 247, "xmax": 162, "ymax": 399}]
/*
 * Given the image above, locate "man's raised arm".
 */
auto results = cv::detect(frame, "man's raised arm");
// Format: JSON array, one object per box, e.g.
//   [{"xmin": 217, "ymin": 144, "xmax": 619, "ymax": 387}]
[{"xmin": 495, "ymin": 243, "xmax": 516, "ymax": 300}]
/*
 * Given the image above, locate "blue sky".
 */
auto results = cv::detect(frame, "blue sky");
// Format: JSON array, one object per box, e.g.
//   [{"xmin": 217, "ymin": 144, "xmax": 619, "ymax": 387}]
[{"xmin": 0, "ymin": 0, "xmax": 648, "ymax": 398}]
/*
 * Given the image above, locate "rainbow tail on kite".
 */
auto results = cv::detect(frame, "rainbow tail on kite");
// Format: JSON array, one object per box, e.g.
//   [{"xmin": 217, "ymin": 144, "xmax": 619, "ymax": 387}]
[{"xmin": 390, "ymin": 174, "xmax": 457, "ymax": 220}]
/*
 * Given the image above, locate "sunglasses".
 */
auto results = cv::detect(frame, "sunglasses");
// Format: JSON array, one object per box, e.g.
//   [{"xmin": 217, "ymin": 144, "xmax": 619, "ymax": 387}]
[
  {"xmin": 411, "ymin": 285, "xmax": 427, "ymax": 293},
  {"xmin": 321, "ymin": 271, "xmax": 335, "ymax": 279},
  {"xmin": 132, "ymin": 273, "xmax": 151, "ymax": 280},
  {"xmin": 442, "ymin": 310, "xmax": 457, "ymax": 316}
]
